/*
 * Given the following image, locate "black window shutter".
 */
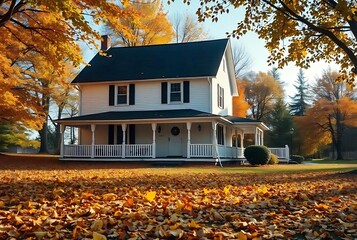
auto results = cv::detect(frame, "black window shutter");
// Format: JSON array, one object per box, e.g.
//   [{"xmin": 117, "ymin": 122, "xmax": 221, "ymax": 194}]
[
  {"xmin": 108, "ymin": 125, "xmax": 114, "ymax": 144},
  {"xmin": 129, "ymin": 124, "xmax": 135, "ymax": 144},
  {"xmin": 183, "ymin": 81, "xmax": 190, "ymax": 103},
  {"xmin": 109, "ymin": 85, "xmax": 115, "ymax": 106},
  {"xmin": 117, "ymin": 125, "xmax": 123, "ymax": 144},
  {"xmin": 129, "ymin": 84, "xmax": 135, "ymax": 105},
  {"xmin": 161, "ymin": 82, "xmax": 168, "ymax": 104}
]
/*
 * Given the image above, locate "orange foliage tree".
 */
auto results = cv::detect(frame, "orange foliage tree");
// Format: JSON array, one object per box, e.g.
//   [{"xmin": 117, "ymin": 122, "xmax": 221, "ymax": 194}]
[
  {"xmin": 0, "ymin": 0, "xmax": 139, "ymax": 130},
  {"xmin": 232, "ymin": 80, "xmax": 250, "ymax": 117},
  {"xmin": 296, "ymin": 70, "xmax": 357, "ymax": 158}
]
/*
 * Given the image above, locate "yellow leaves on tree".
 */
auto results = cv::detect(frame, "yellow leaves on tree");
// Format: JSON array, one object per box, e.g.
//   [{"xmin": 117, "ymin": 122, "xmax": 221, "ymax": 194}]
[
  {"xmin": 107, "ymin": 0, "xmax": 175, "ymax": 47},
  {"xmin": 232, "ymin": 80, "xmax": 250, "ymax": 117},
  {"xmin": 182, "ymin": 0, "xmax": 357, "ymax": 86},
  {"xmin": 0, "ymin": 0, "xmax": 140, "ymax": 129}
]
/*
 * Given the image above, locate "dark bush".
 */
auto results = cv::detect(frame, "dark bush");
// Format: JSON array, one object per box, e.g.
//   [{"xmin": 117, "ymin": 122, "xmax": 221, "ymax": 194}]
[
  {"xmin": 268, "ymin": 153, "xmax": 279, "ymax": 165},
  {"xmin": 244, "ymin": 145, "xmax": 271, "ymax": 165},
  {"xmin": 291, "ymin": 155, "xmax": 304, "ymax": 164}
]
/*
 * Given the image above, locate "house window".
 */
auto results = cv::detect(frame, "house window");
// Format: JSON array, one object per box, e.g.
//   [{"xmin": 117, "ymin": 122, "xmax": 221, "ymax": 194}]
[
  {"xmin": 117, "ymin": 85, "xmax": 128, "ymax": 105},
  {"xmin": 170, "ymin": 82, "xmax": 182, "ymax": 103},
  {"xmin": 216, "ymin": 125, "xmax": 224, "ymax": 145},
  {"xmin": 217, "ymin": 84, "xmax": 224, "ymax": 108}
]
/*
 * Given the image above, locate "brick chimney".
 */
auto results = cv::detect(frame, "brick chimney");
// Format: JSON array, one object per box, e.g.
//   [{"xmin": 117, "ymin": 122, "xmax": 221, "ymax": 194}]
[{"xmin": 101, "ymin": 35, "xmax": 111, "ymax": 51}]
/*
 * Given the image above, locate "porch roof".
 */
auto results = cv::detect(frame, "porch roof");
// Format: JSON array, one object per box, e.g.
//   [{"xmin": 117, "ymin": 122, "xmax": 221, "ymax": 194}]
[
  {"xmin": 57, "ymin": 109, "xmax": 220, "ymax": 124},
  {"xmin": 56, "ymin": 109, "xmax": 269, "ymax": 130}
]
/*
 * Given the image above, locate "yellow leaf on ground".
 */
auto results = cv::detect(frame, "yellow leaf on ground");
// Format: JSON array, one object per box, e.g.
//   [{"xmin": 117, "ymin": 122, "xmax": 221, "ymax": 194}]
[
  {"xmin": 237, "ymin": 231, "xmax": 247, "ymax": 240},
  {"xmin": 93, "ymin": 232, "xmax": 107, "ymax": 240},
  {"xmin": 145, "ymin": 191, "xmax": 156, "ymax": 202}
]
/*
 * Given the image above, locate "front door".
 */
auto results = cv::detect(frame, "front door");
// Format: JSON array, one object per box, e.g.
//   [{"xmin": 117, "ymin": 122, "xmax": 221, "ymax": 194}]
[{"xmin": 168, "ymin": 126, "xmax": 182, "ymax": 156}]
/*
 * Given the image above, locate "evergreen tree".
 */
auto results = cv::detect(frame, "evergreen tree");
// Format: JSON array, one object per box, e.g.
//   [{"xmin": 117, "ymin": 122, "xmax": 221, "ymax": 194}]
[
  {"xmin": 290, "ymin": 69, "xmax": 310, "ymax": 116},
  {"xmin": 266, "ymin": 99, "xmax": 294, "ymax": 148}
]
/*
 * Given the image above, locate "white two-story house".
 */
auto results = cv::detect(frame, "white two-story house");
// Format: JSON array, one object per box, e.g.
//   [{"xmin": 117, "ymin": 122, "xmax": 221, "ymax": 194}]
[{"xmin": 57, "ymin": 37, "xmax": 287, "ymax": 162}]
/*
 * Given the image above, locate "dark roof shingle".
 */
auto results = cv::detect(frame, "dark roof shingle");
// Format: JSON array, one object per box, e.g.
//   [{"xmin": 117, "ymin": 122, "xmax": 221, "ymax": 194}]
[{"xmin": 72, "ymin": 39, "xmax": 229, "ymax": 83}]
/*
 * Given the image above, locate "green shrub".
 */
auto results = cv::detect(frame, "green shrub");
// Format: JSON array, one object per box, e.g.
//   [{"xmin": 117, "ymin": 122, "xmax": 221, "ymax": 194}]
[
  {"xmin": 268, "ymin": 153, "xmax": 279, "ymax": 165},
  {"xmin": 291, "ymin": 155, "xmax": 304, "ymax": 164},
  {"xmin": 244, "ymin": 145, "xmax": 271, "ymax": 165}
]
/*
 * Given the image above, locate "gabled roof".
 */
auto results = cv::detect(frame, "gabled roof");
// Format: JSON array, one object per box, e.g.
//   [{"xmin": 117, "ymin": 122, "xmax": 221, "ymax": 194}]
[{"xmin": 72, "ymin": 39, "xmax": 229, "ymax": 83}]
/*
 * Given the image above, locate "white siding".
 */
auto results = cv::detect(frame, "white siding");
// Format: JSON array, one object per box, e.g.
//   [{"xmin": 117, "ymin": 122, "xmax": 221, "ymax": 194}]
[
  {"xmin": 211, "ymin": 54, "xmax": 233, "ymax": 116},
  {"xmin": 80, "ymin": 78, "xmax": 210, "ymax": 115}
]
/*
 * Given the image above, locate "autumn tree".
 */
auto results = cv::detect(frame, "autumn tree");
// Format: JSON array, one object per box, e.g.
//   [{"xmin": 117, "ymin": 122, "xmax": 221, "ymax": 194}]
[
  {"xmin": 106, "ymin": 0, "xmax": 174, "ymax": 46},
  {"xmin": 242, "ymin": 72, "xmax": 283, "ymax": 121},
  {"xmin": 301, "ymin": 70, "xmax": 357, "ymax": 159},
  {"xmin": 232, "ymin": 80, "xmax": 250, "ymax": 117},
  {"xmin": 290, "ymin": 69, "xmax": 311, "ymax": 116},
  {"xmin": 176, "ymin": 0, "xmax": 357, "ymax": 86},
  {"xmin": 0, "ymin": 123, "xmax": 39, "ymax": 149},
  {"xmin": 0, "ymin": 0, "xmax": 139, "ymax": 132},
  {"xmin": 172, "ymin": 13, "xmax": 208, "ymax": 43}
]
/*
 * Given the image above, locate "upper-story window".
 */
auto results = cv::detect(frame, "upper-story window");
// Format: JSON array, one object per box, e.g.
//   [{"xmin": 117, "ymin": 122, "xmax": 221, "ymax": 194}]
[
  {"xmin": 217, "ymin": 84, "xmax": 224, "ymax": 108},
  {"xmin": 109, "ymin": 84, "xmax": 135, "ymax": 106},
  {"xmin": 170, "ymin": 82, "xmax": 182, "ymax": 103},
  {"xmin": 117, "ymin": 85, "xmax": 128, "ymax": 105}
]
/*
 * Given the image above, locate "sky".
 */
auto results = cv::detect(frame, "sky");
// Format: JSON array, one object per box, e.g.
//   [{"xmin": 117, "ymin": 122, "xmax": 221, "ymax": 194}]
[{"xmin": 164, "ymin": 1, "xmax": 338, "ymax": 99}]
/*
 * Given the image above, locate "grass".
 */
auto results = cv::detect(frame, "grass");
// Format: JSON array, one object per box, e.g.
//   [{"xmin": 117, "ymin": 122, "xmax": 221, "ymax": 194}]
[
  {"xmin": 0, "ymin": 152, "xmax": 356, "ymax": 174},
  {"xmin": 311, "ymin": 158, "xmax": 357, "ymax": 164}
]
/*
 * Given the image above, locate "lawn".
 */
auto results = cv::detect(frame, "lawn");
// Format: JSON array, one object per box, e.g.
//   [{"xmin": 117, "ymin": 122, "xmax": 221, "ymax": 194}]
[{"xmin": 0, "ymin": 154, "xmax": 356, "ymax": 239}]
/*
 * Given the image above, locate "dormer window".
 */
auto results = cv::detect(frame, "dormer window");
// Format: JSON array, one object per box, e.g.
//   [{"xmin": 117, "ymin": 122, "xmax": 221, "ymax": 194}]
[
  {"xmin": 117, "ymin": 85, "xmax": 128, "ymax": 105},
  {"xmin": 170, "ymin": 82, "xmax": 182, "ymax": 103}
]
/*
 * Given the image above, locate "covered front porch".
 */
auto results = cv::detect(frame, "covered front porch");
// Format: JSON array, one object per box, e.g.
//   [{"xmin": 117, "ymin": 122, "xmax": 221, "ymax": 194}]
[{"xmin": 57, "ymin": 110, "xmax": 290, "ymax": 162}]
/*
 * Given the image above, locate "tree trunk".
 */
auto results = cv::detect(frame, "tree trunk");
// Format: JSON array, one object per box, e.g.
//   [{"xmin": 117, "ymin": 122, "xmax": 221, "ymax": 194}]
[{"xmin": 38, "ymin": 120, "xmax": 48, "ymax": 153}]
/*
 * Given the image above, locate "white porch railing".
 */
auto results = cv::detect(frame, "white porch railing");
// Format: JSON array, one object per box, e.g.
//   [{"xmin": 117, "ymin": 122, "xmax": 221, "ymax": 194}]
[
  {"xmin": 190, "ymin": 144, "xmax": 213, "ymax": 157},
  {"xmin": 64, "ymin": 145, "xmax": 91, "ymax": 157},
  {"xmin": 63, "ymin": 144, "xmax": 289, "ymax": 161},
  {"xmin": 125, "ymin": 144, "xmax": 152, "ymax": 157},
  {"xmin": 95, "ymin": 145, "xmax": 122, "ymax": 157}
]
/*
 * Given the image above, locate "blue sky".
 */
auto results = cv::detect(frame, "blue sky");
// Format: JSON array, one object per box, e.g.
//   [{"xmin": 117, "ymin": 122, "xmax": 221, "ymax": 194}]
[{"xmin": 164, "ymin": 1, "xmax": 338, "ymax": 98}]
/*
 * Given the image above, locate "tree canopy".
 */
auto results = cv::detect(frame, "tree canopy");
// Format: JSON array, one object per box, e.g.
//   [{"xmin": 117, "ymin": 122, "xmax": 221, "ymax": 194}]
[
  {"xmin": 106, "ymin": 0, "xmax": 174, "ymax": 47},
  {"xmin": 174, "ymin": 0, "xmax": 357, "ymax": 86},
  {"xmin": 0, "ymin": 0, "xmax": 139, "ymax": 129}
]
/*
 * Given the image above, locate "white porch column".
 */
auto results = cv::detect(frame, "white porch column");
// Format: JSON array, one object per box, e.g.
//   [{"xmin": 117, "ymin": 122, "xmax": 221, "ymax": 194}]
[
  {"xmin": 151, "ymin": 123, "xmax": 157, "ymax": 158},
  {"xmin": 91, "ymin": 124, "xmax": 96, "ymax": 158},
  {"xmin": 122, "ymin": 124, "xmax": 127, "ymax": 158},
  {"xmin": 260, "ymin": 128, "xmax": 264, "ymax": 145},
  {"xmin": 240, "ymin": 132, "xmax": 245, "ymax": 157},
  {"xmin": 187, "ymin": 122, "xmax": 191, "ymax": 158},
  {"xmin": 255, "ymin": 127, "xmax": 259, "ymax": 145},
  {"xmin": 60, "ymin": 124, "xmax": 66, "ymax": 158},
  {"xmin": 234, "ymin": 128, "xmax": 238, "ymax": 158},
  {"xmin": 212, "ymin": 122, "xmax": 217, "ymax": 158}
]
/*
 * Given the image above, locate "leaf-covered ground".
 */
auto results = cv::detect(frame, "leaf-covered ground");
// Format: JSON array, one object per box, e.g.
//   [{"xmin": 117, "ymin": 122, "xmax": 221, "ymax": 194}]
[{"xmin": 0, "ymin": 154, "xmax": 356, "ymax": 239}]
